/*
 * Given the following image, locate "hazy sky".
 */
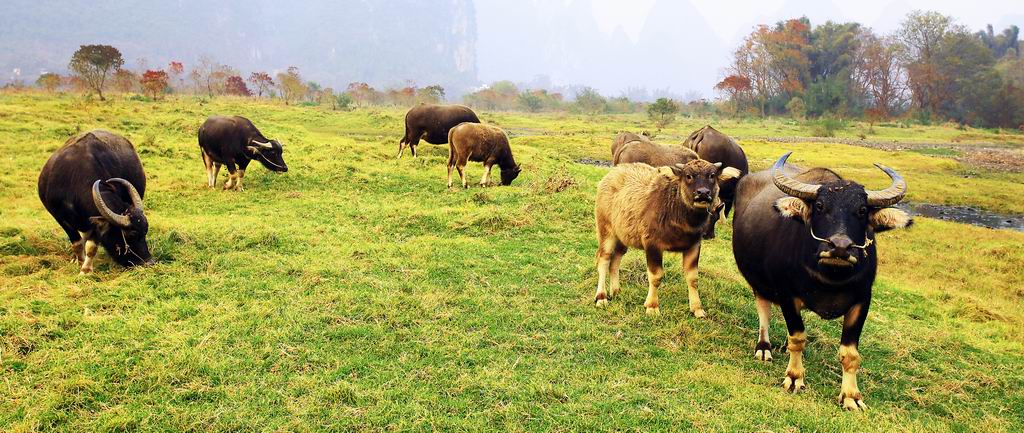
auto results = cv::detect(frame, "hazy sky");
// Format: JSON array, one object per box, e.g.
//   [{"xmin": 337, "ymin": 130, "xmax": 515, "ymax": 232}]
[
  {"xmin": 476, "ymin": 0, "xmax": 1023, "ymax": 97},
  {"xmin": 589, "ymin": 0, "xmax": 1022, "ymax": 44}
]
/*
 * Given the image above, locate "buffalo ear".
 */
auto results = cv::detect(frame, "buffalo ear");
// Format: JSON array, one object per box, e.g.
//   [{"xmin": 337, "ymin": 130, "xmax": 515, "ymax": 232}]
[
  {"xmin": 246, "ymin": 145, "xmax": 260, "ymax": 155},
  {"xmin": 774, "ymin": 197, "xmax": 810, "ymax": 222},
  {"xmin": 670, "ymin": 164, "xmax": 685, "ymax": 177},
  {"xmin": 89, "ymin": 216, "xmax": 111, "ymax": 234},
  {"xmin": 869, "ymin": 207, "xmax": 913, "ymax": 232},
  {"xmin": 719, "ymin": 166, "xmax": 742, "ymax": 182}
]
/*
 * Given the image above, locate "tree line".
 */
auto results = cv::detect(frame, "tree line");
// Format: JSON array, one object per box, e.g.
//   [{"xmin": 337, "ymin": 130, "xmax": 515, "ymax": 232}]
[
  {"xmin": 31, "ymin": 47, "xmax": 451, "ymax": 110},
  {"xmin": 717, "ymin": 10, "xmax": 1023, "ymax": 128},
  {"xmin": 16, "ymin": 9, "xmax": 1023, "ymax": 130}
]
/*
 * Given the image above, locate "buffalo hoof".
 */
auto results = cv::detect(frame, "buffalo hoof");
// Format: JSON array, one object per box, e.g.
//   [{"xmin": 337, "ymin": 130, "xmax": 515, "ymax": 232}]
[
  {"xmin": 754, "ymin": 342, "xmax": 773, "ymax": 361},
  {"xmin": 839, "ymin": 392, "xmax": 868, "ymax": 411},
  {"xmin": 645, "ymin": 306, "xmax": 660, "ymax": 316},
  {"xmin": 692, "ymin": 308, "xmax": 707, "ymax": 318},
  {"xmin": 782, "ymin": 375, "xmax": 806, "ymax": 393},
  {"xmin": 595, "ymin": 298, "xmax": 609, "ymax": 308}
]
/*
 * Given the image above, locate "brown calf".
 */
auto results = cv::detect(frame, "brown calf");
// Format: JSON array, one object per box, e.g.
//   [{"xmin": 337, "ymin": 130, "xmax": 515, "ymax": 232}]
[
  {"xmin": 447, "ymin": 122, "xmax": 521, "ymax": 188},
  {"xmin": 594, "ymin": 161, "xmax": 741, "ymax": 317}
]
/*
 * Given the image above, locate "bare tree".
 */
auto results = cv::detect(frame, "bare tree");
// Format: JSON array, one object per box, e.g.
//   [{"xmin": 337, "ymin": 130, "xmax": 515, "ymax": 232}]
[
  {"xmin": 853, "ymin": 31, "xmax": 908, "ymax": 117},
  {"xmin": 189, "ymin": 56, "xmax": 233, "ymax": 96}
]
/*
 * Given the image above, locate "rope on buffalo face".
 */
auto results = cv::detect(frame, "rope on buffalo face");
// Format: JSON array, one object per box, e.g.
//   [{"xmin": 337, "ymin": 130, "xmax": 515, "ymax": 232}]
[
  {"xmin": 808, "ymin": 226, "xmax": 873, "ymax": 257},
  {"xmin": 117, "ymin": 229, "xmax": 148, "ymax": 266},
  {"xmin": 255, "ymin": 152, "xmax": 287, "ymax": 170}
]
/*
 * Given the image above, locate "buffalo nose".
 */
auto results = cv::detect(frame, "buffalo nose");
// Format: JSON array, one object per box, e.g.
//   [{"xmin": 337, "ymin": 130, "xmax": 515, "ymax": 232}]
[{"xmin": 829, "ymin": 236, "xmax": 853, "ymax": 256}]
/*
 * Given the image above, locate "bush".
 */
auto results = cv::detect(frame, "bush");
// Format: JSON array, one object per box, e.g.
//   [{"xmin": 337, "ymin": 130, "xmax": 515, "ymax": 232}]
[
  {"xmin": 334, "ymin": 93, "xmax": 353, "ymax": 111},
  {"xmin": 646, "ymin": 98, "xmax": 679, "ymax": 127},
  {"xmin": 786, "ymin": 97, "xmax": 806, "ymax": 120},
  {"xmin": 807, "ymin": 117, "xmax": 845, "ymax": 137}
]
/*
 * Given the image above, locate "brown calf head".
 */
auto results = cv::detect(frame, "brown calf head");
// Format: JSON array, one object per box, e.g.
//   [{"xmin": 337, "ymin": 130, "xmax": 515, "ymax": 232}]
[{"xmin": 669, "ymin": 159, "xmax": 740, "ymax": 209}]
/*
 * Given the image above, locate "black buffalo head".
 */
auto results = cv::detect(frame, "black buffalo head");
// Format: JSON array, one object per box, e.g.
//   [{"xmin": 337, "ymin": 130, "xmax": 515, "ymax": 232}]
[
  {"xmin": 91, "ymin": 178, "xmax": 155, "ymax": 267},
  {"xmin": 771, "ymin": 152, "xmax": 912, "ymax": 270},
  {"xmin": 500, "ymin": 165, "xmax": 522, "ymax": 186},
  {"xmin": 247, "ymin": 139, "xmax": 288, "ymax": 173}
]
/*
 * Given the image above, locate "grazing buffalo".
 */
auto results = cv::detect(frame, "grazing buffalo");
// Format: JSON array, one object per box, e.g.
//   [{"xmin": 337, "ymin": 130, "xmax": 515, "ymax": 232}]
[
  {"xmin": 447, "ymin": 122, "xmax": 521, "ymax": 188},
  {"xmin": 732, "ymin": 152, "xmax": 911, "ymax": 410},
  {"xmin": 593, "ymin": 161, "xmax": 741, "ymax": 317},
  {"xmin": 613, "ymin": 138, "xmax": 700, "ymax": 168},
  {"xmin": 610, "ymin": 131, "xmax": 651, "ymax": 159},
  {"xmin": 198, "ymin": 116, "xmax": 288, "ymax": 191},
  {"xmin": 400, "ymin": 103, "xmax": 480, "ymax": 158},
  {"xmin": 38, "ymin": 130, "xmax": 155, "ymax": 274},
  {"xmin": 683, "ymin": 125, "xmax": 749, "ymax": 239}
]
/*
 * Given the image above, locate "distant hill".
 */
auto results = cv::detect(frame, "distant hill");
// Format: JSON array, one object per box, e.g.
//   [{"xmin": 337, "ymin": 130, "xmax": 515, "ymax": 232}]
[
  {"xmin": 0, "ymin": 0, "xmax": 478, "ymax": 93},
  {"xmin": 475, "ymin": 0, "xmax": 727, "ymax": 98}
]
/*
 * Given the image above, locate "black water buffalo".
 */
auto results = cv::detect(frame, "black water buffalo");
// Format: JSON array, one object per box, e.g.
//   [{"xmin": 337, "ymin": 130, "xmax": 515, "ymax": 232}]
[
  {"xmin": 198, "ymin": 116, "xmax": 288, "ymax": 191},
  {"xmin": 399, "ymin": 103, "xmax": 480, "ymax": 158},
  {"xmin": 732, "ymin": 152, "xmax": 911, "ymax": 411},
  {"xmin": 683, "ymin": 125, "xmax": 749, "ymax": 239},
  {"xmin": 38, "ymin": 130, "xmax": 154, "ymax": 274}
]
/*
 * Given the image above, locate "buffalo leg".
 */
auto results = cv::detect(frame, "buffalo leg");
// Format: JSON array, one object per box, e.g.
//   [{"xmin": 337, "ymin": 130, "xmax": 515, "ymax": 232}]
[
  {"xmin": 202, "ymin": 151, "xmax": 216, "ymax": 187},
  {"xmin": 234, "ymin": 169, "xmax": 245, "ymax": 191},
  {"xmin": 682, "ymin": 242, "xmax": 706, "ymax": 318},
  {"xmin": 643, "ymin": 247, "xmax": 664, "ymax": 315},
  {"xmin": 80, "ymin": 237, "xmax": 98, "ymax": 275},
  {"xmin": 57, "ymin": 220, "xmax": 83, "ymax": 263},
  {"xmin": 480, "ymin": 164, "xmax": 493, "ymax": 187},
  {"xmin": 780, "ymin": 300, "xmax": 807, "ymax": 392},
  {"xmin": 594, "ymin": 236, "xmax": 615, "ymax": 307},
  {"xmin": 607, "ymin": 242, "xmax": 627, "ymax": 298},
  {"xmin": 754, "ymin": 296, "xmax": 773, "ymax": 361},
  {"xmin": 457, "ymin": 154, "xmax": 469, "ymax": 189},
  {"xmin": 398, "ymin": 139, "xmax": 406, "ymax": 158},
  {"xmin": 838, "ymin": 302, "xmax": 870, "ymax": 411},
  {"xmin": 213, "ymin": 163, "xmax": 222, "ymax": 188},
  {"xmin": 222, "ymin": 163, "xmax": 237, "ymax": 190}
]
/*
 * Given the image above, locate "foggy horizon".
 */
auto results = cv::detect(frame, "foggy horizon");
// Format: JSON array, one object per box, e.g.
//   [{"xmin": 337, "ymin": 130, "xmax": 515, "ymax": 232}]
[{"xmin": 2, "ymin": 0, "xmax": 1022, "ymax": 99}]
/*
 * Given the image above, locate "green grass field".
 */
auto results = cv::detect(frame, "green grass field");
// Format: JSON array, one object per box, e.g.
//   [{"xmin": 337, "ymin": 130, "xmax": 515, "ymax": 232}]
[{"xmin": 2, "ymin": 93, "xmax": 1023, "ymax": 432}]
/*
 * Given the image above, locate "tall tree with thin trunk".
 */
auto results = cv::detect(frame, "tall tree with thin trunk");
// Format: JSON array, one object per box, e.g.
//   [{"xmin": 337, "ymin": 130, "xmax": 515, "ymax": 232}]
[
  {"xmin": 68, "ymin": 45, "xmax": 124, "ymax": 100},
  {"xmin": 853, "ymin": 31, "xmax": 907, "ymax": 117}
]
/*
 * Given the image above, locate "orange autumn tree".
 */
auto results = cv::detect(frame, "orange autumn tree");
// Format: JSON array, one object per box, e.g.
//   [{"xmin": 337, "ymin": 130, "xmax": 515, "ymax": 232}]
[
  {"xmin": 140, "ymin": 69, "xmax": 169, "ymax": 99},
  {"xmin": 715, "ymin": 74, "xmax": 753, "ymax": 114}
]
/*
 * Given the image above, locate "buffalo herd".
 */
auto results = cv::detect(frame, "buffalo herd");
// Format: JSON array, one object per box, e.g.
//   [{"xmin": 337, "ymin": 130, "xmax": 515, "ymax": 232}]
[{"xmin": 35, "ymin": 102, "xmax": 911, "ymax": 411}]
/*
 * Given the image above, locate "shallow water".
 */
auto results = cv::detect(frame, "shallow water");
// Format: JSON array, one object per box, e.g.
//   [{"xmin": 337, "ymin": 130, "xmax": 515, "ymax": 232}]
[{"xmin": 895, "ymin": 203, "xmax": 1024, "ymax": 232}]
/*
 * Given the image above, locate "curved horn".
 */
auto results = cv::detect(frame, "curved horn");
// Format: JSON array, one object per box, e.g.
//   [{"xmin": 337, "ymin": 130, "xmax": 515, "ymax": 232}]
[
  {"xmin": 92, "ymin": 180, "xmax": 131, "ymax": 227},
  {"xmin": 251, "ymin": 139, "xmax": 274, "ymax": 149},
  {"xmin": 106, "ymin": 178, "xmax": 143, "ymax": 211},
  {"xmin": 866, "ymin": 163, "xmax": 908, "ymax": 206},
  {"xmin": 772, "ymin": 152, "xmax": 820, "ymax": 200}
]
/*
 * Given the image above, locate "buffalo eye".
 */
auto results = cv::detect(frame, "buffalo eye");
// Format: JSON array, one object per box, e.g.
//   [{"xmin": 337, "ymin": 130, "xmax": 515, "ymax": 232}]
[
  {"xmin": 685, "ymin": 174, "xmax": 693, "ymax": 182},
  {"xmin": 815, "ymin": 201, "xmax": 825, "ymax": 212},
  {"xmin": 857, "ymin": 206, "xmax": 867, "ymax": 217}
]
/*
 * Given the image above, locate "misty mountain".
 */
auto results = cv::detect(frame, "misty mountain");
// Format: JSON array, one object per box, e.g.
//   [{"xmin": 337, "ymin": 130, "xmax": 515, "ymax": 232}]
[
  {"xmin": 476, "ymin": 0, "xmax": 727, "ymax": 98},
  {"xmin": 0, "ymin": 0, "xmax": 477, "ymax": 93}
]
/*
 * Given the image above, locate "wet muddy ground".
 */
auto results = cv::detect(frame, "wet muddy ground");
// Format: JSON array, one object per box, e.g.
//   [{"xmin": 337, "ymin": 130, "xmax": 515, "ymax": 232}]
[
  {"xmin": 895, "ymin": 202, "xmax": 1024, "ymax": 232},
  {"xmin": 742, "ymin": 136, "xmax": 1024, "ymax": 173}
]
